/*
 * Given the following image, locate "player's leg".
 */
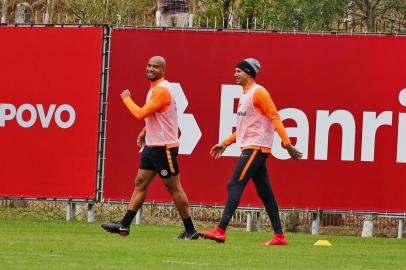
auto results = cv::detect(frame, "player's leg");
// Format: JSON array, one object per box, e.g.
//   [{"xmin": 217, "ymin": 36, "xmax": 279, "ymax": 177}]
[
  {"xmin": 154, "ymin": 146, "xmax": 198, "ymax": 239},
  {"xmin": 163, "ymin": 174, "xmax": 198, "ymax": 239},
  {"xmin": 124, "ymin": 169, "xmax": 156, "ymax": 221},
  {"xmin": 163, "ymin": 175, "xmax": 190, "ymax": 219},
  {"xmin": 252, "ymin": 159, "xmax": 287, "ymax": 245},
  {"xmin": 199, "ymin": 149, "xmax": 262, "ymax": 242},
  {"xmin": 101, "ymin": 147, "xmax": 156, "ymax": 237},
  {"xmin": 101, "ymin": 169, "xmax": 155, "ymax": 236}
]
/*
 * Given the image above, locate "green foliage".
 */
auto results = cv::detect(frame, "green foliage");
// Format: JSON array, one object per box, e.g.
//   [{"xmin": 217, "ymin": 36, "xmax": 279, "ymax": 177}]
[
  {"xmin": 195, "ymin": 0, "xmax": 231, "ymax": 27},
  {"xmin": 295, "ymin": 0, "xmax": 349, "ymax": 31},
  {"xmin": 195, "ymin": 0, "xmax": 405, "ymax": 32},
  {"xmin": 63, "ymin": 0, "xmax": 156, "ymax": 24},
  {"xmin": 2, "ymin": 0, "xmax": 406, "ymax": 32},
  {"xmin": 235, "ymin": 0, "xmax": 274, "ymax": 28},
  {"xmin": 1, "ymin": 0, "xmax": 156, "ymax": 25}
]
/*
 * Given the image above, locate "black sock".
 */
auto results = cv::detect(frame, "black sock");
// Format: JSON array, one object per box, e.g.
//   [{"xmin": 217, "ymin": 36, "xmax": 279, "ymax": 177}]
[
  {"xmin": 120, "ymin": 210, "xmax": 136, "ymax": 227},
  {"xmin": 182, "ymin": 217, "xmax": 196, "ymax": 234}
]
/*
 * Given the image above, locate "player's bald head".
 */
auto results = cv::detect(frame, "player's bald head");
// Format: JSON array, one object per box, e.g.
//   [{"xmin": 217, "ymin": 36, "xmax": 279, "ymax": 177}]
[
  {"xmin": 149, "ymin": 56, "xmax": 166, "ymax": 71},
  {"xmin": 146, "ymin": 56, "xmax": 166, "ymax": 81}
]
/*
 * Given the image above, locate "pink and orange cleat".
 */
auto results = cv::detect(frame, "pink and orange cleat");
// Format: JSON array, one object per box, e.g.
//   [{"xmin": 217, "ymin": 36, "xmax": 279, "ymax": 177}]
[
  {"xmin": 198, "ymin": 227, "xmax": 226, "ymax": 243},
  {"xmin": 261, "ymin": 234, "xmax": 288, "ymax": 246}
]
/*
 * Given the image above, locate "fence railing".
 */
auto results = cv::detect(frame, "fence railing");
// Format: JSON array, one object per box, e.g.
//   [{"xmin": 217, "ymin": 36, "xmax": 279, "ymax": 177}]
[
  {"xmin": 1, "ymin": 199, "xmax": 405, "ymax": 239},
  {"xmin": 3, "ymin": 9, "xmax": 406, "ymax": 34}
]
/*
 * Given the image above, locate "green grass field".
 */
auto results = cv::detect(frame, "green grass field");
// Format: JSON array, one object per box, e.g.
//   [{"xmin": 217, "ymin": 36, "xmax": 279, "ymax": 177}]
[{"xmin": 0, "ymin": 218, "xmax": 405, "ymax": 270}]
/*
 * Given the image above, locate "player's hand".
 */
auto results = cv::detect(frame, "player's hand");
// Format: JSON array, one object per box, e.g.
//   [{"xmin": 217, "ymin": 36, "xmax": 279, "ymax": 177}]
[
  {"xmin": 137, "ymin": 130, "xmax": 146, "ymax": 147},
  {"xmin": 286, "ymin": 144, "xmax": 303, "ymax": 159},
  {"xmin": 210, "ymin": 142, "xmax": 227, "ymax": 159},
  {"xmin": 120, "ymin": 89, "xmax": 131, "ymax": 99}
]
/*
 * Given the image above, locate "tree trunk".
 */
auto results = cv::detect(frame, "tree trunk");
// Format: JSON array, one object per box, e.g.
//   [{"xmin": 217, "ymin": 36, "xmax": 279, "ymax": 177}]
[
  {"xmin": 354, "ymin": 0, "xmax": 378, "ymax": 32},
  {"xmin": 1, "ymin": 0, "xmax": 7, "ymax": 23},
  {"xmin": 364, "ymin": 0, "xmax": 376, "ymax": 32},
  {"xmin": 44, "ymin": 0, "xmax": 52, "ymax": 24},
  {"xmin": 223, "ymin": 0, "xmax": 232, "ymax": 28},
  {"xmin": 15, "ymin": 3, "xmax": 26, "ymax": 23}
]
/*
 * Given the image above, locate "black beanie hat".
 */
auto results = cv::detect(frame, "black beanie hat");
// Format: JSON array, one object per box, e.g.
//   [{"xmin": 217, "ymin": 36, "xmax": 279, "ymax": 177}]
[{"xmin": 236, "ymin": 58, "xmax": 261, "ymax": 78}]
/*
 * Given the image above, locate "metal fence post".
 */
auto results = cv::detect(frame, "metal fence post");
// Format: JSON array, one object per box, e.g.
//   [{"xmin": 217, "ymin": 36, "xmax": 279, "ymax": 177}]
[
  {"xmin": 256, "ymin": 211, "xmax": 262, "ymax": 232},
  {"xmin": 397, "ymin": 219, "xmax": 404, "ymax": 239},
  {"xmin": 95, "ymin": 26, "xmax": 112, "ymax": 203},
  {"xmin": 361, "ymin": 214, "xmax": 374, "ymax": 237},
  {"xmin": 246, "ymin": 211, "xmax": 252, "ymax": 232},
  {"xmin": 66, "ymin": 202, "xmax": 76, "ymax": 221},
  {"xmin": 135, "ymin": 207, "xmax": 143, "ymax": 225},
  {"xmin": 311, "ymin": 211, "xmax": 320, "ymax": 235},
  {"xmin": 87, "ymin": 203, "xmax": 96, "ymax": 222}
]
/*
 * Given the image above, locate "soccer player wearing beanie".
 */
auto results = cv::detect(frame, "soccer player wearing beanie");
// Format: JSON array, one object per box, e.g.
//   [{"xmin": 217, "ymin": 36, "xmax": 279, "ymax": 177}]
[{"xmin": 199, "ymin": 58, "xmax": 302, "ymax": 245}]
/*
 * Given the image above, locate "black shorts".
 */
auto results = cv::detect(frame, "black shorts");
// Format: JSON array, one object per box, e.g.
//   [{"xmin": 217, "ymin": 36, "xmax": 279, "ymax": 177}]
[{"xmin": 139, "ymin": 146, "xmax": 179, "ymax": 178}]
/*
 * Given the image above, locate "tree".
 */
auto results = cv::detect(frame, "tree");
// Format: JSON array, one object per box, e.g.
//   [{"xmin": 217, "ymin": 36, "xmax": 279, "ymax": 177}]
[
  {"xmin": 1, "ymin": 0, "xmax": 7, "ymax": 23},
  {"xmin": 351, "ymin": 0, "xmax": 406, "ymax": 31}
]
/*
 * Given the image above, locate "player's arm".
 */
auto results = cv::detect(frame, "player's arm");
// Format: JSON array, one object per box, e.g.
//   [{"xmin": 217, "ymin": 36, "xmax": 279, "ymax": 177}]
[
  {"xmin": 210, "ymin": 132, "xmax": 236, "ymax": 159},
  {"xmin": 137, "ymin": 127, "xmax": 146, "ymax": 147},
  {"xmin": 121, "ymin": 87, "xmax": 171, "ymax": 120},
  {"xmin": 253, "ymin": 88, "xmax": 302, "ymax": 159}
]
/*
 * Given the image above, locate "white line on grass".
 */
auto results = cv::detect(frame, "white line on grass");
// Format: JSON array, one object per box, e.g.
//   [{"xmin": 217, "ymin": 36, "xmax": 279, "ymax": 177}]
[
  {"xmin": 0, "ymin": 252, "xmax": 62, "ymax": 257},
  {"xmin": 162, "ymin": 260, "xmax": 229, "ymax": 267}
]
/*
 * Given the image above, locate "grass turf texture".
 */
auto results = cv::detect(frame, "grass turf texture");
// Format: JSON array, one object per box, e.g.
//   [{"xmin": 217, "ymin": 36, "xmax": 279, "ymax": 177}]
[{"xmin": 0, "ymin": 218, "xmax": 405, "ymax": 270}]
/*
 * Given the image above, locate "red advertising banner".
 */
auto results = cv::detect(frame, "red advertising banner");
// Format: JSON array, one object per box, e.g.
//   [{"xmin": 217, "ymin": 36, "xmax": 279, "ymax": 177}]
[
  {"xmin": 104, "ymin": 29, "xmax": 406, "ymax": 212},
  {"xmin": 0, "ymin": 27, "xmax": 103, "ymax": 199}
]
